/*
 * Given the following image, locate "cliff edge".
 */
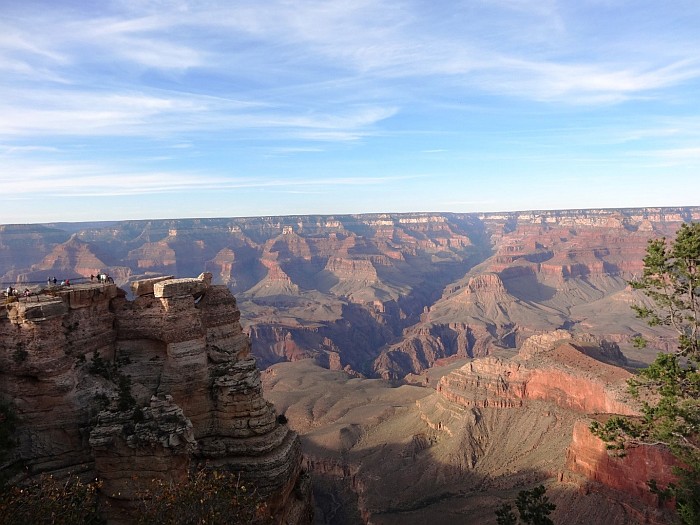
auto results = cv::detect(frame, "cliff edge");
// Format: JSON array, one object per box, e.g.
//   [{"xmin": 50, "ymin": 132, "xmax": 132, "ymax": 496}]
[{"xmin": 0, "ymin": 274, "xmax": 312, "ymax": 523}]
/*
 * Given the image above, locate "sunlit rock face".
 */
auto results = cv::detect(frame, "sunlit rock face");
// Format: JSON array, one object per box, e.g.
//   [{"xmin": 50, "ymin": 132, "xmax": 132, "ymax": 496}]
[
  {"xmin": 0, "ymin": 274, "xmax": 312, "ymax": 524},
  {"xmin": 566, "ymin": 419, "xmax": 677, "ymax": 509},
  {"xmin": 2, "ymin": 207, "xmax": 698, "ymax": 380},
  {"xmin": 437, "ymin": 331, "xmax": 636, "ymax": 414},
  {"xmin": 264, "ymin": 332, "xmax": 677, "ymax": 525}
]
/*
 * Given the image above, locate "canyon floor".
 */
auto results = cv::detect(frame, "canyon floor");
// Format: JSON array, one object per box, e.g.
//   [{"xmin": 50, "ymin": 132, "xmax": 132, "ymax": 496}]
[{"xmin": 262, "ymin": 342, "xmax": 669, "ymax": 525}]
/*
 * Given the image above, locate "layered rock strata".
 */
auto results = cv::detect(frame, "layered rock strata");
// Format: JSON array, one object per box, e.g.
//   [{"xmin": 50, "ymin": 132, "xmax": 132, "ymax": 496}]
[
  {"xmin": 4, "ymin": 208, "xmax": 698, "ymax": 380},
  {"xmin": 433, "ymin": 331, "xmax": 677, "ymax": 519},
  {"xmin": 437, "ymin": 331, "xmax": 637, "ymax": 415},
  {"xmin": 0, "ymin": 274, "xmax": 311, "ymax": 524},
  {"xmin": 566, "ymin": 419, "xmax": 677, "ymax": 508}
]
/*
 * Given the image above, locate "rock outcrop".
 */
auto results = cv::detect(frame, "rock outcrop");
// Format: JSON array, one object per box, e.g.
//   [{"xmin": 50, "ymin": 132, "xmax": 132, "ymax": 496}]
[
  {"xmin": 437, "ymin": 331, "xmax": 637, "ymax": 415},
  {"xmin": 432, "ymin": 331, "xmax": 677, "ymax": 520},
  {"xmin": 566, "ymin": 419, "xmax": 677, "ymax": 508},
  {"xmin": 3, "ymin": 207, "xmax": 698, "ymax": 380},
  {"xmin": 0, "ymin": 274, "xmax": 312, "ymax": 524}
]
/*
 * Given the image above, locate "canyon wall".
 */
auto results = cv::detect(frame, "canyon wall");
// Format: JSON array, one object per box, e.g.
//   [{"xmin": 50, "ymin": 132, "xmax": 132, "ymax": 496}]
[
  {"xmin": 566, "ymin": 419, "xmax": 677, "ymax": 508},
  {"xmin": 429, "ymin": 331, "xmax": 677, "ymax": 522},
  {"xmin": 263, "ymin": 334, "xmax": 677, "ymax": 525},
  {"xmin": 2, "ymin": 207, "xmax": 698, "ymax": 379},
  {"xmin": 0, "ymin": 275, "xmax": 312, "ymax": 523},
  {"xmin": 436, "ymin": 331, "xmax": 636, "ymax": 415}
]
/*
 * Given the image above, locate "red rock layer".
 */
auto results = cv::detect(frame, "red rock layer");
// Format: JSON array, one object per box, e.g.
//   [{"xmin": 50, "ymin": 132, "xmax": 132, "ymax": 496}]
[
  {"xmin": 437, "ymin": 332, "xmax": 636, "ymax": 415},
  {"xmin": 566, "ymin": 419, "xmax": 677, "ymax": 507}
]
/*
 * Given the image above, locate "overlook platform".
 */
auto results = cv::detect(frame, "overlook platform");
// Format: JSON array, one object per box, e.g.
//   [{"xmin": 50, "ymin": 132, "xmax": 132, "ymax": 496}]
[{"xmin": 3, "ymin": 282, "xmax": 120, "ymax": 322}]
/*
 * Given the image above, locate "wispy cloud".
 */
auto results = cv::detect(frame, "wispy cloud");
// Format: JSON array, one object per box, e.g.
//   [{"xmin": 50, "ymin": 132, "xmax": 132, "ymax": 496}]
[
  {"xmin": 1, "ymin": 0, "xmax": 699, "ymax": 221},
  {"xmin": 472, "ymin": 57, "xmax": 700, "ymax": 104},
  {"xmin": 2, "ymin": 1, "xmax": 699, "ymax": 139},
  {"xmin": 0, "ymin": 156, "xmax": 418, "ymax": 198},
  {"xmin": 0, "ymin": 144, "xmax": 60, "ymax": 154},
  {"xmin": 0, "ymin": 86, "xmax": 396, "ymax": 140}
]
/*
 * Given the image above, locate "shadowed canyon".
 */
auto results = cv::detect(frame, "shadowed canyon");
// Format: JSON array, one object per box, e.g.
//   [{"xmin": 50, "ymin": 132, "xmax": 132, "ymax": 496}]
[{"xmin": 2, "ymin": 206, "xmax": 698, "ymax": 523}]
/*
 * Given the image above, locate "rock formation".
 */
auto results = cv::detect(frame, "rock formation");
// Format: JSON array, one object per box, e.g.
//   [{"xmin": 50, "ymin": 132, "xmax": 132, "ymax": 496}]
[
  {"xmin": 431, "ymin": 331, "xmax": 678, "ymax": 522},
  {"xmin": 437, "ymin": 331, "xmax": 636, "ymax": 414},
  {"xmin": 264, "ymin": 331, "xmax": 678, "ymax": 524},
  {"xmin": 0, "ymin": 274, "xmax": 312, "ymax": 524},
  {"xmin": 2, "ymin": 207, "xmax": 698, "ymax": 379}
]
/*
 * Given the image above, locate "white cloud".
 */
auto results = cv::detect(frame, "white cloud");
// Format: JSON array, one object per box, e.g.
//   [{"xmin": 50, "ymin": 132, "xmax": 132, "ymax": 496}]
[
  {"xmin": 0, "ymin": 155, "xmax": 418, "ymax": 199},
  {"xmin": 1, "ymin": 0, "xmax": 700, "ymax": 222},
  {"xmin": 0, "ymin": 84, "xmax": 396, "ymax": 140},
  {"xmin": 472, "ymin": 57, "xmax": 700, "ymax": 104}
]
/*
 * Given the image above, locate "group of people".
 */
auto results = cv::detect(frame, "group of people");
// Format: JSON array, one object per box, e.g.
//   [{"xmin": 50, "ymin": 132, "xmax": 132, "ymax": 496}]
[
  {"xmin": 4, "ymin": 272, "xmax": 116, "ymax": 301},
  {"xmin": 3, "ymin": 273, "xmax": 116, "ymax": 301},
  {"xmin": 46, "ymin": 277, "xmax": 71, "ymax": 286},
  {"xmin": 41, "ymin": 273, "xmax": 114, "ymax": 287},
  {"xmin": 4, "ymin": 286, "xmax": 32, "ymax": 298}
]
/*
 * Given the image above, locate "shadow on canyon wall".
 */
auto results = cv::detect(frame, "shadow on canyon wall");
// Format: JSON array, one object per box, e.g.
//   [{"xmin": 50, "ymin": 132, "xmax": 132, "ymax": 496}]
[{"xmin": 302, "ymin": 440, "xmax": 649, "ymax": 525}]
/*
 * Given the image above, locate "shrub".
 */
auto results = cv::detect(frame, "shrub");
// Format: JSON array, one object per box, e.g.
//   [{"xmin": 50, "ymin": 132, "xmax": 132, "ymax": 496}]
[
  {"xmin": 87, "ymin": 353, "xmax": 114, "ymax": 380},
  {"xmin": 137, "ymin": 469, "xmax": 273, "ymax": 525},
  {"xmin": 12, "ymin": 348, "xmax": 28, "ymax": 364},
  {"xmin": 495, "ymin": 485, "xmax": 556, "ymax": 525},
  {"xmin": 0, "ymin": 474, "xmax": 103, "ymax": 525}
]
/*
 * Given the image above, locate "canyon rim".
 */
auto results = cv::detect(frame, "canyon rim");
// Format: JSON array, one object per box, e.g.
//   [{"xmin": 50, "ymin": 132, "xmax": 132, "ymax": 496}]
[{"xmin": 2, "ymin": 206, "xmax": 698, "ymax": 524}]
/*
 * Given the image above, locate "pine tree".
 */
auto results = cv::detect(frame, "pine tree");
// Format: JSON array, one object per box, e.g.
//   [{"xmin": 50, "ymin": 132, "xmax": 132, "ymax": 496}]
[
  {"xmin": 591, "ymin": 222, "xmax": 700, "ymax": 524},
  {"xmin": 495, "ymin": 485, "xmax": 555, "ymax": 525}
]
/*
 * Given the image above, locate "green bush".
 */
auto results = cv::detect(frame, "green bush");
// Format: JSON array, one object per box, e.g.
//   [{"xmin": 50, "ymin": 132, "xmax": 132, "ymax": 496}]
[{"xmin": 495, "ymin": 485, "xmax": 556, "ymax": 525}]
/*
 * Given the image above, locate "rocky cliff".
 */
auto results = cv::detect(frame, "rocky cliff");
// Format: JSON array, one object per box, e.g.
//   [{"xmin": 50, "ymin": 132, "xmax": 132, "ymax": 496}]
[
  {"xmin": 263, "ymin": 336, "xmax": 677, "ymax": 525},
  {"xmin": 0, "ymin": 274, "xmax": 312, "ymax": 523},
  {"xmin": 436, "ymin": 331, "xmax": 636, "ymax": 415},
  {"xmin": 429, "ymin": 331, "xmax": 677, "ymax": 522},
  {"xmin": 2, "ymin": 207, "xmax": 698, "ymax": 379},
  {"xmin": 566, "ymin": 419, "xmax": 677, "ymax": 509}
]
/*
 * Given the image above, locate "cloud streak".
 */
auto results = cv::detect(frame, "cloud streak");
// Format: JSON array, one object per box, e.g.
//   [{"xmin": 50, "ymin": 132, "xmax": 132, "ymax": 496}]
[
  {"xmin": 1, "ymin": 0, "xmax": 699, "ymax": 222},
  {"xmin": 0, "ymin": 156, "xmax": 418, "ymax": 198}
]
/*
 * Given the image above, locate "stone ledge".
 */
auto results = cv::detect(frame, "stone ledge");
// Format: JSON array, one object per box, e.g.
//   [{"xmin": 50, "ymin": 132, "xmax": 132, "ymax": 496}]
[
  {"xmin": 131, "ymin": 276, "xmax": 174, "ymax": 297},
  {"xmin": 154, "ymin": 274, "xmax": 212, "ymax": 299},
  {"xmin": 7, "ymin": 299, "xmax": 68, "ymax": 322}
]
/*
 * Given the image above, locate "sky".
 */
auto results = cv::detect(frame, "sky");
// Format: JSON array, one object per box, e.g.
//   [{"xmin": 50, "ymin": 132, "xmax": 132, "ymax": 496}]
[{"xmin": 1, "ymin": 0, "xmax": 700, "ymax": 224}]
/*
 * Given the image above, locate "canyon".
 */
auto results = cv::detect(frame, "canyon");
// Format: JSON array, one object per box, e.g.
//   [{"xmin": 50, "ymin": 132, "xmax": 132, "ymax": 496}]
[
  {"xmin": 2, "ymin": 207, "xmax": 697, "ymax": 379},
  {"xmin": 0, "ymin": 274, "xmax": 312, "ymax": 523},
  {"xmin": 2, "ymin": 206, "xmax": 698, "ymax": 523},
  {"xmin": 263, "ymin": 331, "xmax": 677, "ymax": 524}
]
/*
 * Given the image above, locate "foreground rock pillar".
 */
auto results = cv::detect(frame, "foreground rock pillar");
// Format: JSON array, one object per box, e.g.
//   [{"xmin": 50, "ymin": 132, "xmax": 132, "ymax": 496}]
[{"xmin": 0, "ymin": 275, "xmax": 311, "ymax": 524}]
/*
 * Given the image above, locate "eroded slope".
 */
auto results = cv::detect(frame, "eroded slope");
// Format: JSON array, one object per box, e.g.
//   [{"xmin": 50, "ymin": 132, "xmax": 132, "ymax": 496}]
[{"xmin": 263, "ymin": 332, "xmax": 674, "ymax": 525}]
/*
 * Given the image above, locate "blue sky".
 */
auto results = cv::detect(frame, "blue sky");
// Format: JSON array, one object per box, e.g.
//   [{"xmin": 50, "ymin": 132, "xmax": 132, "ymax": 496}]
[{"xmin": 1, "ymin": 0, "xmax": 700, "ymax": 224}]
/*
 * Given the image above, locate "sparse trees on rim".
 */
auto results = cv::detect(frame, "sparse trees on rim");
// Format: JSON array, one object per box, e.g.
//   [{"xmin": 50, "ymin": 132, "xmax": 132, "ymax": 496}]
[
  {"xmin": 629, "ymin": 222, "xmax": 700, "ymax": 358},
  {"xmin": 591, "ymin": 222, "xmax": 700, "ymax": 524}
]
